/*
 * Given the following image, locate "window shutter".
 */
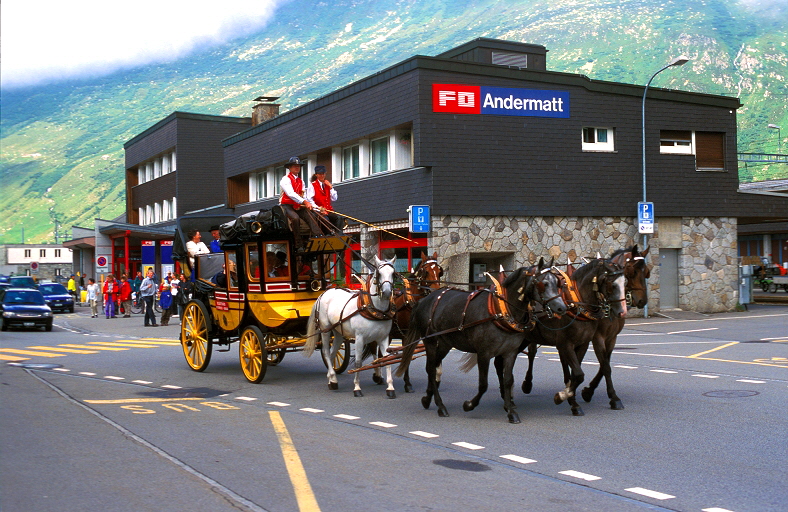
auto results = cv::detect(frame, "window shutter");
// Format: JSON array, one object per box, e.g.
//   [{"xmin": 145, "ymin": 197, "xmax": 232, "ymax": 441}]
[{"xmin": 695, "ymin": 132, "xmax": 725, "ymax": 169}]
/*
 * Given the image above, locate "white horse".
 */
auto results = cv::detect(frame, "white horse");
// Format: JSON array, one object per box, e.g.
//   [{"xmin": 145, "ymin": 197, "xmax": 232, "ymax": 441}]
[{"xmin": 304, "ymin": 256, "xmax": 397, "ymax": 398}]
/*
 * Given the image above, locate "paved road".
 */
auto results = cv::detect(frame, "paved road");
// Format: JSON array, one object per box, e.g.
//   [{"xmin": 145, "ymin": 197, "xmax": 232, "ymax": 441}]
[{"xmin": 1, "ymin": 304, "xmax": 787, "ymax": 511}]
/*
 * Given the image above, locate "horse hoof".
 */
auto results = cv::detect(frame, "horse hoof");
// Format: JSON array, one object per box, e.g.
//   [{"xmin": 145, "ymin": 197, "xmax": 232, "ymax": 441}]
[
  {"xmin": 372, "ymin": 375, "xmax": 384, "ymax": 385},
  {"xmin": 571, "ymin": 407, "xmax": 585, "ymax": 417},
  {"xmin": 353, "ymin": 390, "xmax": 363, "ymax": 397},
  {"xmin": 521, "ymin": 380, "xmax": 532, "ymax": 394},
  {"xmin": 328, "ymin": 382, "xmax": 338, "ymax": 390},
  {"xmin": 508, "ymin": 412, "xmax": 521, "ymax": 424},
  {"xmin": 581, "ymin": 387, "xmax": 594, "ymax": 403},
  {"xmin": 386, "ymin": 390, "xmax": 396, "ymax": 399},
  {"xmin": 610, "ymin": 400, "xmax": 624, "ymax": 410},
  {"xmin": 553, "ymin": 393, "xmax": 564, "ymax": 405},
  {"xmin": 438, "ymin": 407, "xmax": 450, "ymax": 417},
  {"xmin": 462, "ymin": 400, "xmax": 474, "ymax": 412},
  {"xmin": 404, "ymin": 384, "xmax": 414, "ymax": 393},
  {"xmin": 421, "ymin": 396, "xmax": 431, "ymax": 409}
]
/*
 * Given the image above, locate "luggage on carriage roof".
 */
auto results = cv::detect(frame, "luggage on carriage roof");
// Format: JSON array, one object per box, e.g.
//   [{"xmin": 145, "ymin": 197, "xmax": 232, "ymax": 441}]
[{"xmin": 219, "ymin": 208, "xmax": 288, "ymax": 241}]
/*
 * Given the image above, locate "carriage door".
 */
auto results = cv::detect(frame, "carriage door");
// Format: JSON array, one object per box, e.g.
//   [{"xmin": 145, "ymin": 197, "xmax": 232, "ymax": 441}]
[
  {"xmin": 659, "ymin": 249, "xmax": 679, "ymax": 309},
  {"xmin": 214, "ymin": 252, "xmax": 243, "ymax": 331}
]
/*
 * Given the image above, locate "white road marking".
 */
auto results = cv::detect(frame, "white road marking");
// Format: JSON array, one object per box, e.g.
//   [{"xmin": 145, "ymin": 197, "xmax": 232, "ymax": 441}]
[
  {"xmin": 132, "ymin": 380, "xmax": 152, "ymax": 384},
  {"xmin": 53, "ymin": 368, "xmax": 70, "ymax": 372},
  {"xmin": 500, "ymin": 454, "xmax": 537, "ymax": 464},
  {"xmin": 300, "ymin": 408, "xmax": 324, "ymax": 413},
  {"xmin": 625, "ymin": 487, "xmax": 675, "ymax": 500},
  {"xmin": 161, "ymin": 385, "xmax": 182, "ymax": 389},
  {"xmin": 267, "ymin": 401, "xmax": 289, "ymax": 406},
  {"xmin": 452, "ymin": 441, "xmax": 483, "ymax": 450},
  {"xmin": 410, "ymin": 431, "xmax": 439, "ymax": 438},
  {"xmin": 736, "ymin": 379, "xmax": 765, "ymax": 384},
  {"xmin": 104, "ymin": 376, "xmax": 124, "ymax": 380},
  {"xmin": 692, "ymin": 374, "xmax": 719, "ymax": 379},
  {"xmin": 702, "ymin": 508, "xmax": 735, "ymax": 512},
  {"xmin": 548, "ymin": 358, "xmax": 561, "ymax": 362},
  {"xmin": 559, "ymin": 470, "xmax": 601, "ymax": 481},
  {"xmin": 79, "ymin": 372, "xmax": 96, "ymax": 376},
  {"xmin": 370, "ymin": 421, "xmax": 397, "ymax": 428},
  {"xmin": 667, "ymin": 328, "xmax": 719, "ymax": 334},
  {"xmin": 333, "ymin": 414, "xmax": 360, "ymax": 420},
  {"xmin": 235, "ymin": 397, "xmax": 258, "ymax": 402},
  {"xmin": 614, "ymin": 365, "xmax": 638, "ymax": 369},
  {"xmin": 650, "ymin": 369, "xmax": 678, "ymax": 374}
]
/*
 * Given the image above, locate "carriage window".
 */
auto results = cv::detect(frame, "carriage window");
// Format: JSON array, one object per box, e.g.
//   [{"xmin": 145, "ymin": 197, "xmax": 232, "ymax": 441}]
[
  {"xmin": 196, "ymin": 253, "xmax": 226, "ymax": 283},
  {"xmin": 247, "ymin": 244, "xmax": 260, "ymax": 281},
  {"xmin": 226, "ymin": 253, "xmax": 239, "ymax": 289},
  {"xmin": 264, "ymin": 242, "xmax": 290, "ymax": 280}
]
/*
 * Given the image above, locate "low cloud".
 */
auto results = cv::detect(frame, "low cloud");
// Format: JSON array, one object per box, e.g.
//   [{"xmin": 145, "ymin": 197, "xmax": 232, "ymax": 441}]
[{"xmin": 0, "ymin": 0, "xmax": 289, "ymax": 89}]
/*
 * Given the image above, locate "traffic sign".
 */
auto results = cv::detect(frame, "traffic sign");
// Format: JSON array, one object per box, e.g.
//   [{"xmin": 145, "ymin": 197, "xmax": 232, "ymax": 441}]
[
  {"xmin": 638, "ymin": 202, "xmax": 654, "ymax": 234},
  {"xmin": 96, "ymin": 256, "xmax": 108, "ymax": 268},
  {"xmin": 30, "ymin": 261, "xmax": 39, "ymax": 275},
  {"xmin": 408, "ymin": 205, "xmax": 431, "ymax": 233}
]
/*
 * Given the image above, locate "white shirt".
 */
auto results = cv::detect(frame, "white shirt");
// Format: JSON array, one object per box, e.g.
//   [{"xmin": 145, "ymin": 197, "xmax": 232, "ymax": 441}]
[
  {"xmin": 87, "ymin": 283, "xmax": 100, "ymax": 301},
  {"xmin": 279, "ymin": 173, "xmax": 306, "ymax": 205},
  {"xmin": 170, "ymin": 277, "xmax": 181, "ymax": 296},
  {"xmin": 186, "ymin": 240, "xmax": 210, "ymax": 268},
  {"xmin": 306, "ymin": 180, "xmax": 338, "ymax": 209}
]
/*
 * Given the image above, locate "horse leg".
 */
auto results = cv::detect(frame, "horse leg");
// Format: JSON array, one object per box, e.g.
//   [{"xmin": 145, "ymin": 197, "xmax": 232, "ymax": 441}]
[
  {"xmin": 554, "ymin": 345, "xmax": 585, "ymax": 416},
  {"xmin": 584, "ymin": 334, "xmax": 623, "ymax": 409},
  {"xmin": 372, "ymin": 344, "xmax": 385, "ymax": 385},
  {"xmin": 380, "ymin": 337, "xmax": 396, "ymax": 399},
  {"xmin": 462, "ymin": 355, "xmax": 489, "ymax": 413},
  {"xmin": 494, "ymin": 355, "xmax": 505, "ymax": 400},
  {"xmin": 403, "ymin": 368, "xmax": 414, "ymax": 393},
  {"xmin": 521, "ymin": 342, "xmax": 537, "ymax": 394},
  {"xmin": 353, "ymin": 337, "xmax": 365, "ymax": 397},
  {"xmin": 429, "ymin": 343, "xmax": 452, "ymax": 417},
  {"xmin": 581, "ymin": 335, "xmax": 606, "ymax": 403},
  {"xmin": 500, "ymin": 352, "xmax": 521, "ymax": 424},
  {"xmin": 325, "ymin": 332, "xmax": 339, "ymax": 390}
]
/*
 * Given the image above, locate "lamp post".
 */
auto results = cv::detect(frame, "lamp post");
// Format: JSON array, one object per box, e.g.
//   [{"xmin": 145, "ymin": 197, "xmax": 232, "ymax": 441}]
[
  {"xmin": 768, "ymin": 123, "xmax": 782, "ymax": 154},
  {"xmin": 641, "ymin": 56, "xmax": 689, "ymax": 318}
]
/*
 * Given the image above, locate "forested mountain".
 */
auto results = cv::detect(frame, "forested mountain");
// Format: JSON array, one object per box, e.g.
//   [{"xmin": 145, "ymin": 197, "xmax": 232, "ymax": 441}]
[{"xmin": 1, "ymin": 0, "xmax": 786, "ymax": 243}]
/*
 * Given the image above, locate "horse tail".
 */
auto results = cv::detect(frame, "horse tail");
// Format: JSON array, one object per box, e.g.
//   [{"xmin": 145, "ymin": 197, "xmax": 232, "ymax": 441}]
[
  {"xmin": 395, "ymin": 325, "xmax": 420, "ymax": 377},
  {"xmin": 303, "ymin": 298, "xmax": 322, "ymax": 358},
  {"xmin": 457, "ymin": 353, "xmax": 478, "ymax": 373},
  {"xmin": 360, "ymin": 342, "xmax": 377, "ymax": 363}
]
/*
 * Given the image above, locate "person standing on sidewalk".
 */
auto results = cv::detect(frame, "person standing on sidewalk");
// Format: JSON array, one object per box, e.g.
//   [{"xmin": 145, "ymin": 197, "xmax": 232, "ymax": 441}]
[
  {"xmin": 139, "ymin": 269, "xmax": 158, "ymax": 327},
  {"xmin": 102, "ymin": 275, "xmax": 118, "ymax": 318},
  {"xmin": 159, "ymin": 282, "xmax": 173, "ymax": 326},
  {"xmin": 119, "ymin": 274, "xmax": 133, "ymax": 318},
  {"xmin": 86, "ymin": 278, "xmax": 101, "ymax": 318}
]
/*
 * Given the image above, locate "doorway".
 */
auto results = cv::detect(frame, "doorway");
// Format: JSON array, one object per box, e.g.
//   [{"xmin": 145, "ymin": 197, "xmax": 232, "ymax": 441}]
[{"xmin": 659, "ymin": 249, "xmax": 679, "ymax": 309}]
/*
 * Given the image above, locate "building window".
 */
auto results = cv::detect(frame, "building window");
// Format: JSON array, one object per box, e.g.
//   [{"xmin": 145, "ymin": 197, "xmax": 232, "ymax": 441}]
[
  {"xmin": 274, "ymin": 166, "xmax": 286, "ymax": 195},
  {"xmin": 371, "ymin": 137, "xmax": 389, "ymax": 173},
  {"xmin": 55, "ymin": 268, "xmax": 62, "ymax": 276},
  {"xmin": 55, "ymin": 249, "xmax": 61, "ymax": 257},
  {"xmin": 582, "ymin": 127, "xmax": 614, "ymax": 151},
  {"xmin": 40, "ymin": 249, "xmax": 46, "ymax": 258},
  {"xmin": 343, "ymin": 145, "xmax": 360, "ymax": 180},
  {"xmin": 695, "ymin": 131, "xmax": 725, "ymax": 171},
  {"xmin": 24, "ymin": 249, "xmax": 31, "ymax": 258},
  {"xmin": 251, "ymin": 172, "xmax": 268, "ymax": 201},
  {"xmin": 660, "ymin": 130, "xmax": 693, "ymax": 154}
]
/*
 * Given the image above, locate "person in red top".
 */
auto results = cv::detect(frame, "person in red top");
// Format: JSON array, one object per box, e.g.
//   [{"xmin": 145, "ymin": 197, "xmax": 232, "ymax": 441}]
[
  {"xmin": 103, "ymin": 275, "xmax": 119, "ymax": 319},
  {"xmin": 307, "ymin": 165, "xmax": 341, "ymax": 233},
  {"xmin": 118, "ymin": 274, "xmax": 133, "ymax": 318},
  {"xmin": 279, "ymin": 156, "xmax": 321, "ymax": 247}
]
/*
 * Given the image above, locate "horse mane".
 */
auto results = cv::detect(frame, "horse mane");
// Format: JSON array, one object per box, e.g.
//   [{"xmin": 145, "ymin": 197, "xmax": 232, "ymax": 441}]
[{"xmin": 610, "ymin": 245, "xmax": 636, "ymax": 259}]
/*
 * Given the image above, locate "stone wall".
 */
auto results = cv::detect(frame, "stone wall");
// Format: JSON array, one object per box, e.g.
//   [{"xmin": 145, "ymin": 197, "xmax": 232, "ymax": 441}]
[{"xmin": 429, "ymin": 215, "xmax": 739, "ymax": 314}]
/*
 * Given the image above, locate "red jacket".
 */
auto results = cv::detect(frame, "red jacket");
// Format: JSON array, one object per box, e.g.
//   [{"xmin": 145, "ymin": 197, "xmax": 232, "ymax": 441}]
[
  {"xmin": 280, "ymin": 173, "xmax": 304, "ymax": 207},
  {"xmin": 311, "ymin": 180, "xmax": 333, "ymax": 210},
  {"xmin": 119, "ymin": 281, "xmax": 132, "ymax": 301},
  {"xmin": 103, "ymin": 280, "xmax": 118, "ymax": 301}
]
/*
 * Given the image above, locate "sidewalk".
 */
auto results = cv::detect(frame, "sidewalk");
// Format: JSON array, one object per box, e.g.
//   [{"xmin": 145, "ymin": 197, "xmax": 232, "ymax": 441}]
[{"xmin": 59, "ymin": 304, "xmax": 182, "ymax": 339}]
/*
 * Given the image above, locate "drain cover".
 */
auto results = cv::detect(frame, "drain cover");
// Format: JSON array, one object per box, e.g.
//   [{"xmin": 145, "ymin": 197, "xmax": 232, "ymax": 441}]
[
  {"xmin": 703, "ymin": 390, "xmax": 759, "ymax": 398},
  {"xmin": 7, "ymin": 362, "xmax": 63, "ymax": 369},
  {"xmin": 432, "ymin": 459, "xmax": 491, "ymax": 472}
]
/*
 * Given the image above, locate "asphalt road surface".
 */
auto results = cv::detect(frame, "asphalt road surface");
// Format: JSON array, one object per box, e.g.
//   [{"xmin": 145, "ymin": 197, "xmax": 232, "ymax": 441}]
[{"xmin": 1, "ymin": 304, "xmax": 787, "ymax": 512}]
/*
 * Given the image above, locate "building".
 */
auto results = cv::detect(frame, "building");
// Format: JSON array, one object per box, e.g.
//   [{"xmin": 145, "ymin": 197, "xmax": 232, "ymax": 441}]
[
  {"xmin": 216, "ymin": 38, "xmax": 786, "ymax": 313},
  {"xmin": 0, "ymin": 244, "xmax": 73, "ymax": 281}
]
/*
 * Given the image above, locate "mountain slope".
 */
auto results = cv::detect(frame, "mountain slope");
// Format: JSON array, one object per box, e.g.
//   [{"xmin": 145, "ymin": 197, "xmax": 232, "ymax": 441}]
[{"xmin": 1, "ymin": 0, "xmax": 786, "ymax": 244}]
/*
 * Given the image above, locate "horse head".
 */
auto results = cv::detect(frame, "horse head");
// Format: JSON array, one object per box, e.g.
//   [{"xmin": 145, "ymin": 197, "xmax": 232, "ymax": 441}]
[
  {"xmin": 587, "ymin": 258, "xmax": 628, "ymax": 319},
  {"xmin": 414, "ymin": 251, "xmax": 443, "ymax": 291},
  {"xmin": 611, "ymin": 245, "xmax": 651, "ymax": 309},
  {"xmin": 512, "ymin": 257, "xmax": 567, "ymax": 319},
  {"xmin": 372, "ymin": 255, "xmax": 396, "ymax": 305}
]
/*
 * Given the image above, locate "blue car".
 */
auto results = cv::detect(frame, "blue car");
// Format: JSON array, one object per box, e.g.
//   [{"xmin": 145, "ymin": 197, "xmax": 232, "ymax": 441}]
[
  {"xmin": 38, "ymin": 283, "xmax": 75, "ymax": 313},
  {"xmin": 0, "ymin": 288, "xmax": 53, "ymax": 331}
]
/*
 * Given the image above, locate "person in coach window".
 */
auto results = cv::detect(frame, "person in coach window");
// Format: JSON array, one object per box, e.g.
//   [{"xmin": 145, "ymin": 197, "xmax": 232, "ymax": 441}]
[{"xmin": 279, "ymin": 156, "xmax": 321, "ymax": 247}]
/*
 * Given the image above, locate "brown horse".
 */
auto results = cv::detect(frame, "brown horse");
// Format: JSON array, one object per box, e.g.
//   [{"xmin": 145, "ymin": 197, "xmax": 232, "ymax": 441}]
[{"xmin": 580, "ymin": 245, "xmax": 650, "ymax": 409}]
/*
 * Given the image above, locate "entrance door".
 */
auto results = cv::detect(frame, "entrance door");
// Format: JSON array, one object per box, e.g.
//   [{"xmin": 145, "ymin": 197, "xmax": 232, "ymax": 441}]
[{"xmin": 659, "ymin": 249, "xmax": 679, "ymax": 309}]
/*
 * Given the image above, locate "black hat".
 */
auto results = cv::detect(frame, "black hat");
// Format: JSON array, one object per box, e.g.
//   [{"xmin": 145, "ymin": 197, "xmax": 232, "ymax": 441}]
[
  {"xmin": 209, "ymin": 225, "xmax": 220, "ymax": 231},
  {"xmin": 286, "ymin": 156, "xmax": 301, "ymax": 167},
  {"xmin": 314, "ymin": 165, "xmax": 327, "ymax": 174}
]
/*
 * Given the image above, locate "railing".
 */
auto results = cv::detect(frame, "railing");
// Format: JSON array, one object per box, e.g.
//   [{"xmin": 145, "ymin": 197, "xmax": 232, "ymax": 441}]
[{"xmin": 738, "ymin": 153, "xmax": 788, "ymax": 163}]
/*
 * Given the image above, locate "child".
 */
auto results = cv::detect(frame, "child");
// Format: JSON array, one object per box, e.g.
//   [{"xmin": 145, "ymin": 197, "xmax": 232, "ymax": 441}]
[{"xmin": 159, "ymin": 282, "xmax": 173, "ymax": 326}]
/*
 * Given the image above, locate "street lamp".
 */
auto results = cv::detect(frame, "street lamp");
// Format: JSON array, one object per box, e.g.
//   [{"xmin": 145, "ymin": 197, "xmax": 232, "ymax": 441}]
[
  {"xmin": 641, "ymin": 55, "xmax": 689, "ymax": 318},
  {"xmin": 768, "ymin": 123, "xmax": 781, "ymax": 154}
]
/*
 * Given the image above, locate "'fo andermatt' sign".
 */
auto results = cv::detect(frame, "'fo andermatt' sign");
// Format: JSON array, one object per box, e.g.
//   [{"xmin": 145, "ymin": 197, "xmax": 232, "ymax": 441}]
[{"xmin": 432, "ymin": 84, "xmax": 570, "ymax": 118}]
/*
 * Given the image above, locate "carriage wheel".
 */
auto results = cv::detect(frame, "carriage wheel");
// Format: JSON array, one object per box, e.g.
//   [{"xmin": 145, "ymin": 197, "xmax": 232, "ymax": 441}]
[
  {"xmin": 263, "ymin": 333, "xmax": 286, "ymax": 366},
  {"xmin": 240, "ymin": 325, "xmax": 268, "ymax": 383},
  {"xmin": 321, "ymin": 337, "xmax": 351, "ymax": 374},
  {"xmin": 181, "ymin": 300, "xmax": 212, "ymax": 372}
]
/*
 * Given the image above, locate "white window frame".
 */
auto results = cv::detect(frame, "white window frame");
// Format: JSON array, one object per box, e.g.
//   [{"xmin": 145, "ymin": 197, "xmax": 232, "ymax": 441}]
[
  {"xmin": 342, "ymin": 144, "xmax": 361, "ymax": 180},
  {"xmin": 138, "ymin": 167, "xmax": 146, "ymax": 184},
  {"xmin": 55, "ymin": 249, "xmax": 61, "ymax": 257},
  {"xmin": 660, "ymin": 131, "xmax": 694, "ymax": 155},
  {"xmin": 40, "ymin": 249, "xmax": 46, "ymax": 258},
  {"xmin": 371, "ymin": 136, "xmax": 389, "ymax": 174},
  {"xmin": 24, "ymin": 249, "xmax": 31, "ymax": 258},
  {"xmin": 582, "ymin": 127, "xmax": 615, "ymax": 152}
]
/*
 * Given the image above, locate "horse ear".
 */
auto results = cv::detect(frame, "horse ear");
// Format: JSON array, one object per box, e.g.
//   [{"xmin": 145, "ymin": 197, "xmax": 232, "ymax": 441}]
[
  {"xmin": 387, "ymin": 256, "xmax": 396, "ymax": 266},
  {"xmin": 538, "ymin": 256, "xmax": 545, "ymax": 268},
  {"xmin": 632, "ymin": 244, "xmax": 639, "ymax": 255},
  {"xmin": 549, "ymin": 256, "xmax": 555, "ymax": 268},
  {"xmin": 421, "ymin": 251, "xmax": 428, "ymax": 260},
  {"xmin": 641, "ymin": 246, "xmax": 650, "ymax": 257},
  {"xmin": 374, "ymin": 255, "xmax": 382, "ymax": 266},
  {"xmin": 432, "ymin": 251, "xmax": 438, "ymax": 260}
]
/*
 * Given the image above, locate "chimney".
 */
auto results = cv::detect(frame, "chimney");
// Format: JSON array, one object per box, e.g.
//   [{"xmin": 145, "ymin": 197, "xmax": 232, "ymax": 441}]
[{"xmin": 252, "ymin": 96, "xmax": 280, "ymax": 126}]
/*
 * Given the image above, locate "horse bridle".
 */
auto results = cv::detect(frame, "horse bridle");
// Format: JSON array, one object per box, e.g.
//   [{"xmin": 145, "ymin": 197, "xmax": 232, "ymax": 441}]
[
  {"xmin": 520, "ymin": 265, "xmax": 564, "ymax": 319},
  {"xmin": 414, "ymin": 259, "xmax": 444, "ymax": 288},
  {"xmin": 613, "ymin": 252, "xmax": 650, "ymax": 307},
  {"xmin": 369, "ymin": 262, "xmax": 396, "ymax": 298},
  {"xmin": 592, "ymin": 263, "xmax": 626, "ymax": 318}
]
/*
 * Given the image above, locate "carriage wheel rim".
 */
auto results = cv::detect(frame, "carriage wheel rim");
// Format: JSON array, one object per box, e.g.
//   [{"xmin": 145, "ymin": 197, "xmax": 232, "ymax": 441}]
[
  {"xmin": 182, "ymin": 303, "xmax": 208, "ymax": 369},
  {"xmin": 240, "ymin": 329, "xmax": 264, "ymax": 381}
]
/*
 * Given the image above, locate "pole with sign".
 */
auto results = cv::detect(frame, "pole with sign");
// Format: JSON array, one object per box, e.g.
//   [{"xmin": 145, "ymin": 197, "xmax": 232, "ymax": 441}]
[
  {"xmin": 408, "ymin": 205, "xmax": 431, "ymax": 233},
  {"xmin": 638, "ymin": 202, "xmax": 654, "ymax": 234}
]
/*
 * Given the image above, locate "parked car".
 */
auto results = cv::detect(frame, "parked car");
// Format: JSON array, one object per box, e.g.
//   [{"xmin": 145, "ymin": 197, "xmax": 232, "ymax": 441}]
[
  {"xmin": 9, "ymin": 276, "xmax": 38, "ymax": 289},
  {"xmin": 0, "ymin": 287, "xmax": 53, "ymax": 331},
  {"xmin": 38, "ymin": 283, "xmax": 75, "ymax": 313}
]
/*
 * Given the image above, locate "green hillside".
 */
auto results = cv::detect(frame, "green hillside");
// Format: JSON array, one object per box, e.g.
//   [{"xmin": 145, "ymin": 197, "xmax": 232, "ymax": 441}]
[{"xmin": 1, "ymin": 0, "xmax": 786, "ymax": 244}]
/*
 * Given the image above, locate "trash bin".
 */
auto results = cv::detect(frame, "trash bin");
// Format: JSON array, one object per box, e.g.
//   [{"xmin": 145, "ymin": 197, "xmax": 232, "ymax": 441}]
[
  {"xmin": 80, "ymin": 290, "xmax": 88, "ymax": 305},
  {"xmin": 739, "ymin": 265, "xmax": 753, "ymax": 306}
]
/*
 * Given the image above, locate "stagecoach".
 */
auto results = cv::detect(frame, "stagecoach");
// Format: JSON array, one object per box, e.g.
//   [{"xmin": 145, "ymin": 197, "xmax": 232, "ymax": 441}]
[{"xmin": 172, "ymin": 209, "xmax": 352, "ymax": 383}]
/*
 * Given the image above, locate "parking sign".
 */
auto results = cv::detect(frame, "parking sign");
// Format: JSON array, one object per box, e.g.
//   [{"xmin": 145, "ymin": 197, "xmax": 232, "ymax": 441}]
[
  {"xmin": 638, "ymin": 202, "xmax": 654, "ymax": 234},
  {"xmin": 408, "ymin": 205, "xmax": 431, "ymax": 233}
]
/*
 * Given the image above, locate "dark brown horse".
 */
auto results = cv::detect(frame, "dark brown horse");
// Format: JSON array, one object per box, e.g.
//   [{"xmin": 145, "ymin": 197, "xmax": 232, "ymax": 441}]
[
  {"xmin": 580, "ymin": 245, "xmax": 650, "ymax": 409},
  {"xmin": 517, "ymin": 258, "xmax": 627, "ymax": 416},
  {"xmin": 396, "ymin": 258, "xmax": 567, "ymax": 423}
]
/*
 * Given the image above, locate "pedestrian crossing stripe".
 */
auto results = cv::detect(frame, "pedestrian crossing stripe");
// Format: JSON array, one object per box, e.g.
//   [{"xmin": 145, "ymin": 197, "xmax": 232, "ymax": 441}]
[
  {"xmin": 28, "ymin": 346, "xmax": 99, "ymax": 354},
  {"xmin": 116, "ymin": 340, "xmax": 181, "ymax": 346},
  {"xmin": 0, "ymin": 348, "xmax": 67, "ymax": 357},
  {"xmin": 58, "ymin": 344, "xmax": 128, "ymax": 351},
  {"xmin": 87, "ymin": 342, "xmax": 160, "ymax": 348},
  {"xmin": 0, "ymin": 354, "xmax": 29, "ymax": 361}
]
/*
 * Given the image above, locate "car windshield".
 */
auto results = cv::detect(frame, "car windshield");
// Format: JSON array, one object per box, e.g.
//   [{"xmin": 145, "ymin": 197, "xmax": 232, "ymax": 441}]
[
  {"xmin": 4, "ymin": 290, "xmax": 46, "ymax": 305},
  {"xmin": 39, "ymin": 284, "xmax": 68, "ymax": 295},
  {"xmin": 10, "ymin": 277, "xmax": 36, "ymax": 287}
]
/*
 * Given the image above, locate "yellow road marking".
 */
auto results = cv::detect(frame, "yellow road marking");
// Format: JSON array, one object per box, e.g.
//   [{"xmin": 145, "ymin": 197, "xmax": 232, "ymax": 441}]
[
  {"xmin": 85, "ymin": 398, "xmax": 205, "ymax": 404},
  {"xmin": 59, "ymin": 344, "xmax": 128, "ymax": 351},
  {"xmin": 687, "ymin": 341, "xmax": 738, "ymax": 359},
  {"xmin": 269, "ymin": 411, "xmax": 321, "ymax": 512},
  {"xmin": 140, "ymin": 338, "xmax": 180, "ymax": 342},
  {"xmin": 0, "ymin": 354, "xmax": 29, "ymax": 361},
  {"xmin": 115, "ymin": 339, "xmax": 180, "ymax": 345},
  {"xmin": 28, "ymin": 346, "xmax": 98, "ymax": 354},
  {"xmin": 691, "ymin": 356, "xmax": 788, "ymax": 369},
  {"xmin": 87, "ymin": 342, "xmax": 159, "ymax": 348},
  {"xmin": 0, "ymin": 348, "xmax": 67, "ymax": 357}
]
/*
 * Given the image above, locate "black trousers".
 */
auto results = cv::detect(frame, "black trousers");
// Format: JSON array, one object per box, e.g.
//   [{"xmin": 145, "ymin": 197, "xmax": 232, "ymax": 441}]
[
  {"xmin": 281, "ymin": 204, "xmax": 321, "ymax": 238},
  {"xmin": 143, "ymin": 295, "xmax": 156, "ymax": 326}
]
